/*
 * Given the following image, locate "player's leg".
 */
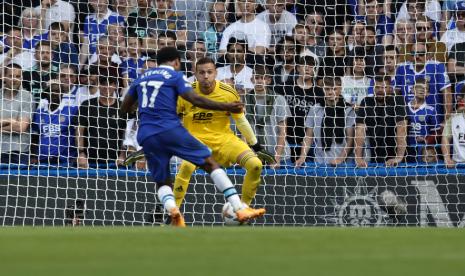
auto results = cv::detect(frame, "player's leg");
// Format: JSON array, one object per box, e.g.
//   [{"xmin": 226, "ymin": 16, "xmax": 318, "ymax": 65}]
[
  {"xmin": 172, "ymin": 127, "xmax": 265, "ymax": 223},
  {"xmin": 236, "ymin": 150, "xmax": 263, "ymax": 206},
  {"xmin": 142, "ymin": 133, "xmax": 185, "ymax": 227},
  {"xmin": 218, "ymin": 138, "xmax": 263, "ymax": 206},
  {"xmin": 200, "ymin": 157, "xmax": 265, "ymax": 222},
  {"xmin": 173, "ymin": 160, "xmax": 197, "ymax": 207}
]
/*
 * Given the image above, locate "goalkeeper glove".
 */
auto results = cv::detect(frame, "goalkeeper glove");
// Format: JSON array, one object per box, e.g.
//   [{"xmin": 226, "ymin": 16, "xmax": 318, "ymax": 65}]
[{"xmin": 251, "ymin": 143, "xmax": 276, "ymax": 164}]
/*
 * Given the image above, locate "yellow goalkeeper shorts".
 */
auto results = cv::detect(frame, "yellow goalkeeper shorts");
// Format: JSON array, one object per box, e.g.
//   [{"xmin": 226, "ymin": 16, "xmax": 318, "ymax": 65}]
[{"xmin": 209, "ymin": 136, "xmax": 252, "ymax": 167}]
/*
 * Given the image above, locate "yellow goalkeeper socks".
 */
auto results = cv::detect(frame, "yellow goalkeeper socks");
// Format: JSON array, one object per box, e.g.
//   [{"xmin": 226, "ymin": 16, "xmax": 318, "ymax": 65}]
[
  {"xmin": 240, "ymin": 153, "xmax": 263, "ymax": 206},
  {"xmin": 173, "ymin": 161, "xmax": 196, "ymax": 207}
]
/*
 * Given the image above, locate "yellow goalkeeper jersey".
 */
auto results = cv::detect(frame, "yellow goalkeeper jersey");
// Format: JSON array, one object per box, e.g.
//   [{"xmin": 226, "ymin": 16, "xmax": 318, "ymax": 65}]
[{"xmin": 177, "ymin": 81, "xmax": 242, "ymax": 149}]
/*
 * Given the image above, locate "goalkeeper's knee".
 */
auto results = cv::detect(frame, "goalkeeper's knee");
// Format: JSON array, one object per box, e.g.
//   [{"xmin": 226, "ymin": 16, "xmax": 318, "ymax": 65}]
[{"xmin": 242, "ymin": 154, "xmax": 263, "ymax": 174}]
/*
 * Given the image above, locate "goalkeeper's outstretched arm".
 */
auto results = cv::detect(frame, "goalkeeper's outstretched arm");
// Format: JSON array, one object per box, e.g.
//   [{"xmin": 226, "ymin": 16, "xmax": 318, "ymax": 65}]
[{"xmin": 234, "ymin": 115, "xmax": 276, "ymax": 164}]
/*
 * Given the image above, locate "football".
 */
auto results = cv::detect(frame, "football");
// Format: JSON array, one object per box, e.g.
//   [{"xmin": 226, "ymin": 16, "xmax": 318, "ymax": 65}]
[{"xmin": 221, "ymin": 202, "xmax": 242, "ymax": 225}]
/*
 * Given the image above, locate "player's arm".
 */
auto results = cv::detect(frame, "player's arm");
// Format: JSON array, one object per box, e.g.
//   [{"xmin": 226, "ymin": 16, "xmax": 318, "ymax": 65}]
[
  {"xmin": 180, "ymin": 91, "xmax": 243, "ymax": 113},
  {"xmin": 234, "ymin": 114, "xmax": 276, "ymax": 164},
  {"xmin": 121, "ymin": 85, "xmax": 138, "ymax": 115}
]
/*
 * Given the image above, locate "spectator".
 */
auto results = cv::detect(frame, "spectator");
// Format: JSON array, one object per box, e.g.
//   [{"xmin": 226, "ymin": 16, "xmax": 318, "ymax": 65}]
[
  {"xmin": 355, "ymin": 76, "xmax": 408, "ymax": 167},
  {"xmin": 143, "ymin": 52, "xmax": 158, "ymax": 70},
  {"xmin": 76, "ymin": 75, "xmax": 127, "ymax": 168},
  {"xmin": 183, "ymin": 40, "xmax": 207, "ymax": 78},
  {"xmin": 442, "ymin": 0, "xmax": 462, "ymax": 33},
  {"xmin": 448, "ymin": 40, "xmax": 465, "ymax": 83},
  {"xmin": 341, "ymin": 47, "xmax": 371, "ymax": 108},
  {"xmin": 406, "ymin": 78, "xmax": 440, "ymax": 162},
  {"xmin": 201, "ymin": 1, "xmax": 229, "ymax": 59},
  {"xmin": 368, "ymin": 45, "xmax": 398, "ymax": 95},
  {"xmin": 280, "ymin": 56, "xmax": 324, "ymax": 162},
  {"xmin": 303, "ymin": 11, "xmax": 325, "ymax": 50},
  {"xmin": 393, "ymin": 19, "xmax": 415, "ymax": 53},
  {"xmin": 0, "ymin": 63, "xmax": 34, "ymax": 164},
  {"xmin": 441, "ymin": 2, "xmax": 465, "ymax": 51},
  {"xmin": 347, "ymin": 20, "xmax": 366, "ymax": 51},
  {"xmin": 147, "ymin": 0, "xmax": 188, "ymax": 47},
  {"xmin": 111, "ymin": 0, "xmax": 134, "ymax": 19},
  {"xmin": 31, "ymin": 80, "xmax": 79, "ymax": 165},
  {"xmin": 400, "ymin": 16, "xmax": 447, "ymax": 63},
  {"xmin": 80, "ymin": 0, "xmax": 125, "ymax": 66},
  {"xmin": 273, "ymin": 36, "xmax": 300, "ymax": 86},
  {"xmin": 300, "ymin": 0, "xmax": 353, "ymax": 34},
  {"xmin": 245, "ymin": 65, "xmax": 290, "ymax": 169},
  {"xmin": 58, "ymin": 64, "xmax": 83, "ymax": 99},
  {"xmin": 293, "ymin": 24, "xmax": 311, "ymax": 48},
  {"xmin": 0, "ymin": 27, "xmax": 37, "ymax": 70},
  {"xmin": 156, "ymin": 30, "xmax": 177, "ymax": 50},
  {"xmin": 318, "ymin": 29, "xmax": 348, "ymax": 81},
  {"xmin": 219, "ymin": 0, "xmax": 272, "ymax": 55},
  {"xmin": 358, "ymin": 0, "xmax": 394, "ymax": 45},
  {"xmin": 47, "ymin": 22, "xmax": 79, "ymax": 66},
  {"xmin": 88, "ymin": 36, "xmax": 122, "ymax": 86},
  {"xmin": 127, "ymin": 0, "xmax": 157, "ymax": 38},
  {"xmin": 18, "ymin": 8, "xmax": 45, "ymax": 51},
  {"xmin": 34, "ymin": 0, "xmax": 76, "ymax": 34},
  {"xmin": 216, "ymin": 38, "xmax": 254, "ymax": 95},
  {"xmin": 121, "ymin": 36, "xmax": 147, "ymax": 88},
  {"xmin": 296, "ymin": 77, "xmax": 355, "ymax": 167},
  {"xmin": 256, "ymin": 0, "xmax": 298, "ymax": 47},
  {"xmin": 75, "ymin": 65, "xmax": 101, "ymax": 105},
  {"xmin": 396, "ymin": 0, "xmax": 442, "ymax": 24},
  {"xmin": 107, "ymin": 23, "xmax": 128, "ymax": 59},
  {"xmin": 294, "ymin": 23, "xmax": 326, "ymax": 58},
  {"xmin": 359, "ymin": 25, "xmax": 383, "ymax": 77},
  {"xmin": 395, "ymin": 42, "xmax": 452, "ymax": 123},
  {"xmin": 174, "ymin": 0, "xmax": 214, "ymax": 42},
  {"xmin": 23, "ymin": 40, "xmax": 58, "ymax": 102},
  {"xmin": 442, "ymin": 88, "xmax": 465, "ymax": 167}
]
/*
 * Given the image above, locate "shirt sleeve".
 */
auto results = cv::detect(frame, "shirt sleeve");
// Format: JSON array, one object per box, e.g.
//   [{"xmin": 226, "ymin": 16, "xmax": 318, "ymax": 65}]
[
  {"xmin": 64, "ymin": 2, "xmax": 76, "ymax": 22},
  {"xmin": 20, "ymin": 91, "xmax": 34, "ymax": 121},
  {"xmin": 274, "ymin": 95, "xmax": 289, "ymax": 123},
  {"xmin": 219, "ymin": 25, "xmax": 233, "ymax": 51},
  {"xmin": 78, "ymin": 101, "xmax": 90, "ymax": 127},
  {"xmin": 305, "ymin": 106, "xmax": 316, "ymax": 128},
  {"xmin": 427, "ymin": 108, "xmax": 441, "ymax": 132},
  {"xmin": 394, "ymin": 96, "xmax": 408, "ymax": 122},
  {"xmin": 250, "ymin": 21, "xmax": 271, "ymax": 48},
  {"xmin": 385, "ymin": 17, "xmax": 395, "ymax": 35},
  {"xmin": 175, "ymin": 73, "xmax": 193, "ymax": 95},
  {"xmin": 83, "ymin": 16, "xmax": 90, "ymax": 35},
  {"xmin": 436, "ymin": 63, "xmax": 451, "ymax": 91},
  {"xmin": 442, "ymin": 117, "xmax": 452, "ymax": 138}
]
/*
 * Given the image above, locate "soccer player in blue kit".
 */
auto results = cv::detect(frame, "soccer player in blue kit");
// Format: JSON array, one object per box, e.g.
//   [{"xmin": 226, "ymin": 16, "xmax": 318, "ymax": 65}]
[{"xmin": 121, "ymin": 47, "xmax": 265, "ymax": 227}]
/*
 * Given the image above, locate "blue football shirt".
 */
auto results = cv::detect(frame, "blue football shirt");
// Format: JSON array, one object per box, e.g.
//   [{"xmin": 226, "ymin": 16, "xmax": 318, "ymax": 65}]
[
  {"xmin": 121, "ymin": 56, "xmax": 147, "ymax": 84},
  {"xmin": 406, "ymin": 101, "xmax": 440, "ymax": 146},
  {"xmin": 32, "ymin": 95, "xmax": 79, "ymax": 162},
  {"xmin": 84, "ymin": 10, "xmax": 126, "ymax": 55},
  {"xmin": 127, "ymin": 65, "xmax": 192, "ymax": 144},
  {"xmin": 395, "ymin": 61, "xmax": 451, "ymax": 122}
]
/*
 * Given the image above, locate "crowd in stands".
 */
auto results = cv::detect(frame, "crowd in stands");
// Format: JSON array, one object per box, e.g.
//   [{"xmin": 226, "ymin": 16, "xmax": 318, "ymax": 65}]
[{"xmin": 1, "ymin": 0, "xmax": 465, "ymax": 169}]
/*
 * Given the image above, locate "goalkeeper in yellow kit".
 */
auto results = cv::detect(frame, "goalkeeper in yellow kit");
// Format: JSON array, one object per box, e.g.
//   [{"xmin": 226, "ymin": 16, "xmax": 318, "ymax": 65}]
[{"xmin": 124, "ymin": 57, "xmax": 275, "ymax": 207}]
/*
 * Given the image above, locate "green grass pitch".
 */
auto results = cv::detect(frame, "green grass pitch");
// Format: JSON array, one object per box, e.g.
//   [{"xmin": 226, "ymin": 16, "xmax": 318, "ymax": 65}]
[{"xmin": 0, "ymin": 227, "xmax": 464, "ymax": 276}]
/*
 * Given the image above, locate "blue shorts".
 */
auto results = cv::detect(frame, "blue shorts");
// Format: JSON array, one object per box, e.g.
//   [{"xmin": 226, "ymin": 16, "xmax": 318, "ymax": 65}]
[{"xmin": 141, "ymin": 126, "xmax": 211, "ymax": 182}]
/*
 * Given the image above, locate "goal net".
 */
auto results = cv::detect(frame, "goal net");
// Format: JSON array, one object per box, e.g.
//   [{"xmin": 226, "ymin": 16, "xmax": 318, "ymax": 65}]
[{"xmin": 1, "ymin": 0, "xmax": 464, "ymax": 227}]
